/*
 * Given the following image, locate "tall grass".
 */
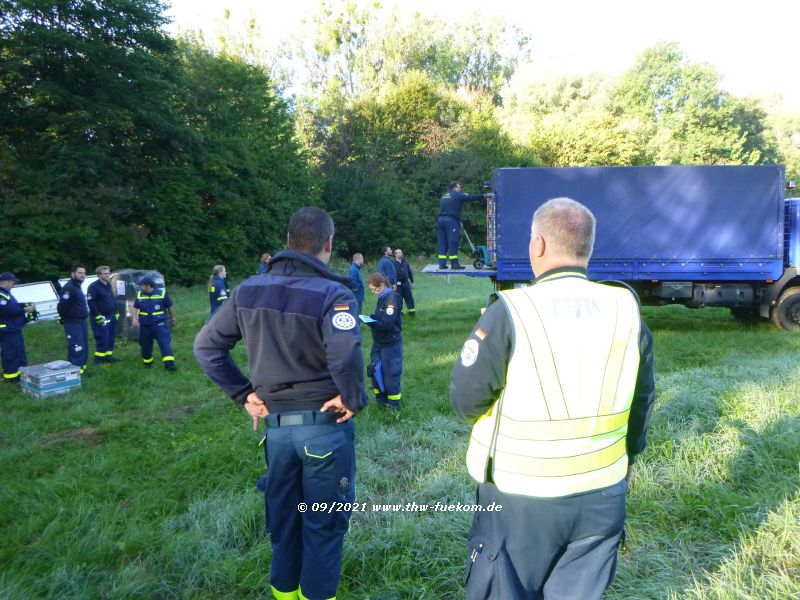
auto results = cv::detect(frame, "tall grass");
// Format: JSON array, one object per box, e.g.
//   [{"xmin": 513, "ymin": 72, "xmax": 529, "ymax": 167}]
[{"xmin": 1, "ymin": 265, "xmax": 798, "ymax": 599}]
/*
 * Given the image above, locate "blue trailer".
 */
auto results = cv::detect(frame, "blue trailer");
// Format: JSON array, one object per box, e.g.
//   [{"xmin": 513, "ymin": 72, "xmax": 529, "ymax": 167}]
[{"xmin": 478, "ymin": 165, "xmax": 800, "ymax": 330}]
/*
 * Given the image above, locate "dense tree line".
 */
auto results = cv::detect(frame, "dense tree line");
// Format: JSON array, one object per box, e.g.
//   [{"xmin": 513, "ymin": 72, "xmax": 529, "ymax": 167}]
[
  {"xmin": 0, "ymin": 0, "xmax": 312, "ymax": 284},
  {"xmin": 2, "ymin": 0, "xmax": 798, "ymax": 283}
]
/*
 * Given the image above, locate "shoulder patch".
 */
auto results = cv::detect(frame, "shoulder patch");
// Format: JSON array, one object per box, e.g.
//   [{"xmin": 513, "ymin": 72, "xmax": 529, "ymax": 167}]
[
  {"xmin": 62, "ymin": 293, "xmax": 70, "ymax": 300},
  {"xmin": 386, "ymin": 306, "xmax": 395, "ymax": 316},
  {"xmin": 474, "ymin": 328, "xmax": 487, "ymax": 340},
  {"xmin": 332, "ymin": 312, "xmax": 357, "ymax": 331},
  {"xmin": 334, "ymin": 304, "xmax": 350, "ymax": 311},
  {"xmin": 460, "ymin": 339, "xmax": 480, "ymax": 367}
]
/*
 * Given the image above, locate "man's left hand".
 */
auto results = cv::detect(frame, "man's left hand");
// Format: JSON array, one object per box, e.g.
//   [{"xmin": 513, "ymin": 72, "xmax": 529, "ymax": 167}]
[
  {"xmin": 245, "ymin": 392, "xmax": 269, "ymax": 431},
  {"xmin": 320, "ymin": 395, "xmax": 354, "ymax": 423}
]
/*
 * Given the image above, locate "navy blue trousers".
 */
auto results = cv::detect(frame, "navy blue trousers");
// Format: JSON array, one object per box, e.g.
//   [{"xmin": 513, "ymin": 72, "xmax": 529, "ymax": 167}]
[
  {"xmin": 369, "ymin": 340, "xmax": 402, "ymax": 403},
  {"xmin": 437, "ymin": 215, "xmax": 461, "ymax": 266},
  {"xmin": 91, "ymin": 316, "xmax": 116, "ymax": 361},
  {"xmin": 0, "ymin": 330, "xmax": 27, "ymax": 380},
  {"xmin": 465, "ymin": 480, "xmax": 627, "ymax": 600},
  {"xmin": 396, "ymin": 282, "xmax": 415, "ymax": 313},
  {"xmin": 264, "ymin": 413, "xmax": 356, "ymax": 600},
  {"xmin": 63, "ymin": 320, "xmax": 88, "ymax": 372},
  {"xmin": 138, "ymin": 322, "xmax": 174, "ymax": 365}
]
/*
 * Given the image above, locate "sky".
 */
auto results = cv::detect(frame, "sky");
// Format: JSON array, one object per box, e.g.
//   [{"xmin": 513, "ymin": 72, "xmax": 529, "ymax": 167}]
[{"xmin": 165, "ymin": 0, "xmax": 800, "ymax": 112}]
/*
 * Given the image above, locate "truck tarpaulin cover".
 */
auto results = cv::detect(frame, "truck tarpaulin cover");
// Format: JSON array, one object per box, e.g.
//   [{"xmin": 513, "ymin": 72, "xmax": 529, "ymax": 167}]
[{"xmin": 492, "ymin": 165, "xmax": 785, "ymax": 281}]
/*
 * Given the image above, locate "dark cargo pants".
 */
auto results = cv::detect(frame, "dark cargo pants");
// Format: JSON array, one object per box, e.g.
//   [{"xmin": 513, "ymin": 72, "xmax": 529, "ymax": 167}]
[
  {"xmin": 264, "ymin": 412, "xmax": 356, "ymax": 600},
  {"xmin": 465, "ymin": 479, "xmax": 627, "ymax": 600}
]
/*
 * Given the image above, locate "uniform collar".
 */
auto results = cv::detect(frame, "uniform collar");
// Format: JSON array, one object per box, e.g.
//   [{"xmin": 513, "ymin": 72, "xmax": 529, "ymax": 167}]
[
  {"xmin": 269, "ymin": 249, "xmax": 350, "ymax": 285},
  {"xmin": 534, "ymin": 266, "xmax": 588, "ymax": 284},
  {"xmin": 378, "ymin": 288, "xmax": 393, "ymax": 300}
]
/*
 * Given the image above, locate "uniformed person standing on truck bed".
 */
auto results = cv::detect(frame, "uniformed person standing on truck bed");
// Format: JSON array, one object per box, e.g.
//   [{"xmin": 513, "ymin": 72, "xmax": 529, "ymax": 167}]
[
  {"xmin": 0, "ymin": 272, "xmax": 34, "ymax": 383},
  {"xmin": 451, "ymin": 198, "xmax": 656, "ymax": 599},
  {"xmin": 57, "ymin": 264, "xmax": 90, "ymax": 375},
  {"xmin": 87, "ymin": 266, "xmax": 118, "ymax": 364},
  {"xmin": 132, "ymin": 276, "xmax": 177, "ymax": 371},
  {"xmin": 437, "ymin": 181, "xmax": 489, "ymax": 270},
  {"xmin": 194, "ymin": 207, "xmax": 367, "ymax": 600}
]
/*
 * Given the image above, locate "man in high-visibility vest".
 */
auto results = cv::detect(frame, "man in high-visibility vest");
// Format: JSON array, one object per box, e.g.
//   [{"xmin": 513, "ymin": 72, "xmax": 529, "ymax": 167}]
[{"xmin": 451, "ymin": 197, "xmax": 655, "ymax": 599}]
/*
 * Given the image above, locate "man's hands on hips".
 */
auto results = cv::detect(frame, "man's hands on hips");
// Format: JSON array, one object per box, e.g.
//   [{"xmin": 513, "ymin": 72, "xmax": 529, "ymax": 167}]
[
  {"xmin": 245, "ymin": 392, "xmax": 269, "ymax": 431},
  {"xmin": 320, "ymin": 394, "xmax": 354, "ymax": 423}
]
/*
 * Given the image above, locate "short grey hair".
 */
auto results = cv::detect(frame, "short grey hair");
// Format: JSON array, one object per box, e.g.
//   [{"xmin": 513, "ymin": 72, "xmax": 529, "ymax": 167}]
[{"xmin": 531, "ymin": 198, "xmax": 596, "ymax": 263}]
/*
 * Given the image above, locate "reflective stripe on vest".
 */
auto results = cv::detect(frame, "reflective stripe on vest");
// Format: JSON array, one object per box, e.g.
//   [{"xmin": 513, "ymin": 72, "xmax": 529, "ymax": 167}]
[{"xmin": 466, "ymin": 273, "xmax": 642, "ymax": 497}]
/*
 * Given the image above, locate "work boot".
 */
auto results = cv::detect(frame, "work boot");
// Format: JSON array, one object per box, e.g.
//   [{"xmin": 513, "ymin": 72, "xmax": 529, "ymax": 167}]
[
  {"xmin": 385, "ymin": 400, "xmax": 400, "ymax": 411},
  {"xmin": 164, "ymin": 361, "xmax": 177, "ymax": 372},
  {"xmin": 451, "ymin": 262, "xmax": 466, "ymax": 270},
  {"xmin": 438, "ymin": 262, "xmax": 448, "ymax": 270},
  {"xmin": 144, "ymin": 362, "xmax": 153, "ymax": 369},
  {"xmin": 105, "ymin": 356, "xmax": 119, "ymax": 364}
]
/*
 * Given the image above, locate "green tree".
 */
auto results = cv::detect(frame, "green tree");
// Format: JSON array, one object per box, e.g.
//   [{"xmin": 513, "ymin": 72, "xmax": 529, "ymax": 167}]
[
  {"xmin": 0, "ymin": 0, "xmax": 182, "ymax": 278},
  {"xmin": 611, "ymin": 42, "xmax": 777, "ymax": 165},
  {"xmin": 0, "ymin": 1, "xmax": 313, "ymax": 283}
]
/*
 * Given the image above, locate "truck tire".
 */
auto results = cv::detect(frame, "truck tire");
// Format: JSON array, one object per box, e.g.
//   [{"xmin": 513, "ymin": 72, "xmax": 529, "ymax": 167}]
[
  {"xmin": 473, "ymin": 259, "xmax": 484, "ymax": 269},
  {"xmin": 771, "ymin": 287, "xmax": 800, "ymax": 331}
]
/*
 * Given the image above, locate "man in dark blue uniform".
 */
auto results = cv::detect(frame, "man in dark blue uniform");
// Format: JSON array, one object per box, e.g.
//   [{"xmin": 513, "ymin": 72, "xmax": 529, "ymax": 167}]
[
  {"xmin": 377, "ymin": 246, "xmax": 397, "ymax": 287},
  {"xmin": 393, "ymin": 248, "xmax": 415, "ymax": 317},
  {"xmin": 438, "ymin": 181, "xmax": 488, "ymax": 269},
  {"xmin": 57, "ymin": 264, "xmax": 90, "ymax": 375},
  {"xmin": 87, "ymin": 266, "xmax": 118, "ymax": 364},
  {"xmin": 0, "ymin": 272, "xmax": 34, "ymax": 383},
  {"xmin": 194, "ymin": 207, "xmax": 367, "ymax": 600},
  {"xmin": 347, "ymin": 252, "xmax": 365, "ymax": 314},
  {"xmin": 132, "ymin": 277, "xmax": 177, "ymax": 371}
]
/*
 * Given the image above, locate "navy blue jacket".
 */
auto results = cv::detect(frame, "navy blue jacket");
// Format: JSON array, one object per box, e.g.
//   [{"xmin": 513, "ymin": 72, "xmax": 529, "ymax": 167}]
[
  {"xmin": 193, "ymin": 249, "xmax": 368, "ymax": 414},
  {"xmin": 368, "ymin": 289, "xmax": 402, "ymax": 346},
  {"xmin": 439, "ymin": 189, "xmax": 485, "ymax": 220},
  {"xmin": 57, "ymin": 278, "xmax": 89, "ymax": 322},
  {"xmin": 134, "ymin": 288, "xmax": 173, "ymax": 326},
  {"xmin": 377, "ymin": 255, "xmax": 397, "ymax": 285},
  {"xmin": 0, "ymin": 288, "xmax": 27, "ymax": 332},
  {"xmin": 87, "ymin": 279, "xmax": 116, "ymax": 318},
  {"xmin": 394, "ymin": 259, "xmax": 414, "ymax": 285},
  {"xmin": 347, "ymin": 262, "xmax": 364, "ymax": 304},
  {"xmin": 209, "ymin": 275, "xmax": 230, "ymax": 315}
]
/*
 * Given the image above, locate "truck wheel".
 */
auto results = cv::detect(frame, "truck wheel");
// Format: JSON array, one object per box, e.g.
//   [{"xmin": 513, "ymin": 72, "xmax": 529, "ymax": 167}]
[
  {"xmin": 771, "ymin": 287, "xmax": 800, "ymax": 331},
  {"xmin": 473, "ymin": 259, "xmax": 484, "ymax": 269}
]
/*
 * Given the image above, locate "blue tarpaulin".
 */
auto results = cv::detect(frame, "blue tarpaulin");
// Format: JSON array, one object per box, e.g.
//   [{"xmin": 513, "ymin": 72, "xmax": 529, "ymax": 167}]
[{"xmin": 492, "ymin": 165, "xmax": 785, "ymax": 282}]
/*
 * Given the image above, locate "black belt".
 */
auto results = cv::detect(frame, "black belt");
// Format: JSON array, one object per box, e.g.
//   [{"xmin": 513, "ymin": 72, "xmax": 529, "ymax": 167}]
[{"xmin": 265, "ymin": 410, "xmax": 339, "ymax": 428}]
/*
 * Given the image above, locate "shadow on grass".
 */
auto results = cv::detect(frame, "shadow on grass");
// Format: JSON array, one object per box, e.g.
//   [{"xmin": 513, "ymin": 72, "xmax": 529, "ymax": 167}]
[{"xmin": 610, "ymin": 347, "xmax": 800, "ymax": 599}]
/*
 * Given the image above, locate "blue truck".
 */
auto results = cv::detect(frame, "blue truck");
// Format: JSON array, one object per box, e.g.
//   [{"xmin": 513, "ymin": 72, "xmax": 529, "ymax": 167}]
[{"xmin": 478, "ymin": 165, "xmax": 800, "ymax": 330}]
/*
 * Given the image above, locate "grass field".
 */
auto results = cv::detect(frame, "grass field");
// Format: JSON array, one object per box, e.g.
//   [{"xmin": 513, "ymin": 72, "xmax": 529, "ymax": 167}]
[{"xmin": 1, "ymin": 262, "xmax": 798, "ymax": 599}]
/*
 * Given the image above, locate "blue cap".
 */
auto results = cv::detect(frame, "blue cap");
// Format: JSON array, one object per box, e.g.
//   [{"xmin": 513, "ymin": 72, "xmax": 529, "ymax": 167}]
[
  {"xmin": 0, "ymin": 272, "xmax": 19, "ymax": 282},
  {"xmin": 139, "ymin": 276, "xmax": 156, "ymax": 287}
]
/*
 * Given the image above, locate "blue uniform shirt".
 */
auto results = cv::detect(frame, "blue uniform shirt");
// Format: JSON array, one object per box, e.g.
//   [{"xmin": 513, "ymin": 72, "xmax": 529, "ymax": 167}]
[
  {"xmin": 377, "ymin": 255, "xmax": 397, "ymax": 285},
  {"xmin": 87, "ymin": 279, "xmax": 116, "ymax": 318},
  {"xmin": 367, "ymin": 289, "xmax": 402, "ymax": 345},
  {"xmin": 57, "ymin": 278, "xmax": 89, "ymax": 321},
  {"xmin": 347, "ymin": 262, "xmax": 364, "ymax": 304},
  {"xmin": 0, "ymin": 289, "xmax": 27, "ymax": 332},
  {"xmin": 209, "ymin": 276, "xmax": 230, "ymax": 315},
  {"xmin": 134, "ymin": 288, "xmax": 173, "ymax": 325},
  {"xmin": 439, "ymin": 190, "xmax": 485, "ymax": 220}
]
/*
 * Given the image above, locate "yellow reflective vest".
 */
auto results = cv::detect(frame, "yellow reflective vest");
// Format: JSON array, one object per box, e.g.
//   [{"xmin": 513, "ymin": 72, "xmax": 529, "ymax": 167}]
[{"xmin": 466, "ymin": 271, "xmax": 642, "ymax": 497}]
